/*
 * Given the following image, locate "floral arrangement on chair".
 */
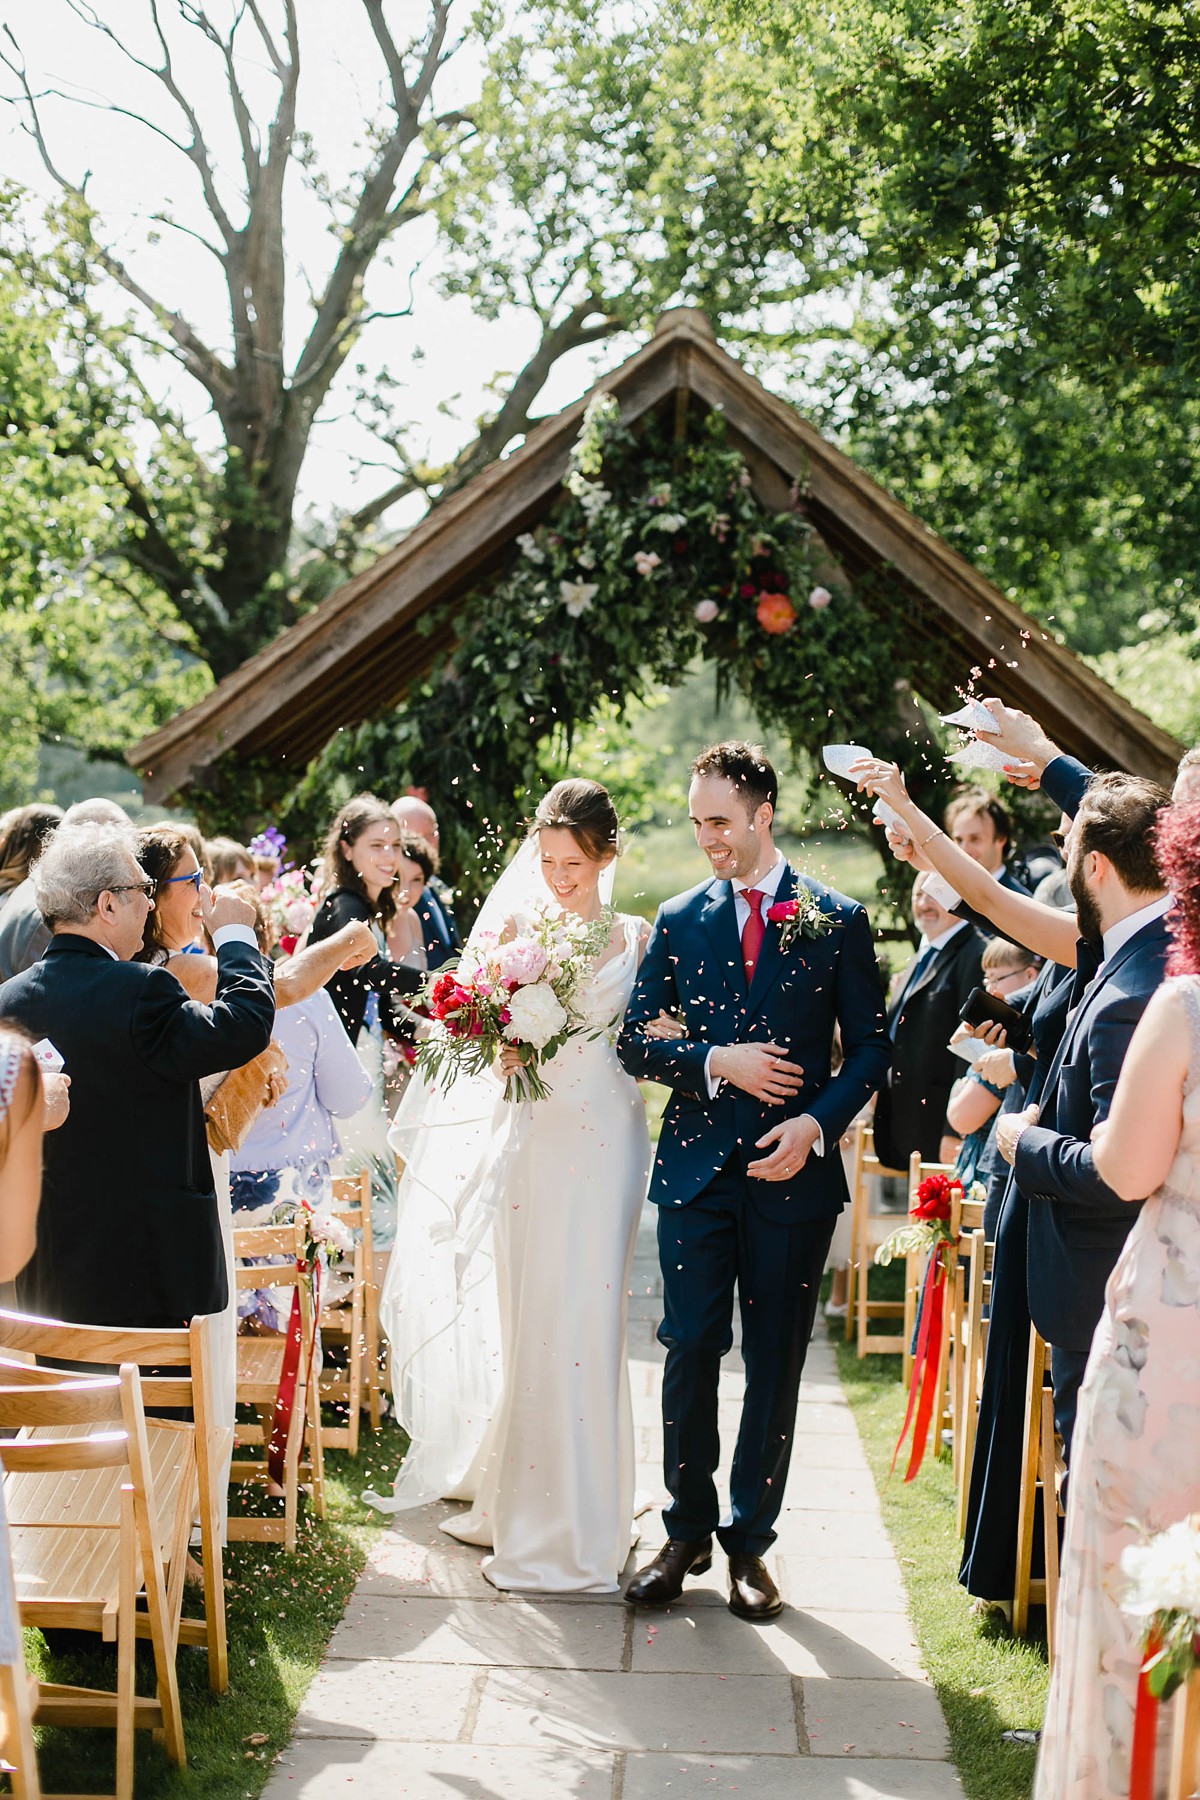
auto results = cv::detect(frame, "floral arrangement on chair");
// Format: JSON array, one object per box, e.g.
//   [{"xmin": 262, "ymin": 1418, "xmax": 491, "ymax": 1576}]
[{"xmin": 1121, "ymin": 1515, "xmax": 1200, "ymax": 1798}]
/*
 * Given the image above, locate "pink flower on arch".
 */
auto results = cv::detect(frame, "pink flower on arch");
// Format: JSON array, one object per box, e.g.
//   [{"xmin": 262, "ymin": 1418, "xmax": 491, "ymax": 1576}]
[
  {"xmin": 694, "ymin": 599, "xmax": 719, "ymax": 624},
  {"xmin": 808, "ymin": 586, "xmax": 833, "ymax": 609}
]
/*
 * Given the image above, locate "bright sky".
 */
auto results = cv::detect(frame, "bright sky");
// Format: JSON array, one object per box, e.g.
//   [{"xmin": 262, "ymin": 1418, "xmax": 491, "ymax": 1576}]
[{"xmin": 0, "ymin": 0, "xmax": 641, "ymax": 530}]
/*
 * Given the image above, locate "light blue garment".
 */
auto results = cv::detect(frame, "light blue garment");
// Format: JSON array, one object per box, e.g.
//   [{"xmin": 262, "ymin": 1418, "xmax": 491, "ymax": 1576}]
[{"xmin": 230, "ymin": 988, "xmax": 372, "ymax": 1179}]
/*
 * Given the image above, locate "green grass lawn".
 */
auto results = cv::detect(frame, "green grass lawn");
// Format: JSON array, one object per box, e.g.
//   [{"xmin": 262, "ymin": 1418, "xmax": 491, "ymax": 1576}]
[
  {"xmin": 830, "ymin": 1318, "xmax": 1048, "ymax": 1800},
  {"xmin": 22, "ymin": 1422, "xmax": 408, "ymax": 1798}
]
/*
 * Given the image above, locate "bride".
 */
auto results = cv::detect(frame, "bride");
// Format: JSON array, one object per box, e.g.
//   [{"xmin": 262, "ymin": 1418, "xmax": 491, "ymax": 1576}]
[{"xmin": 365, "ymin": 779, "xmax": 654, "ymax": 1593}]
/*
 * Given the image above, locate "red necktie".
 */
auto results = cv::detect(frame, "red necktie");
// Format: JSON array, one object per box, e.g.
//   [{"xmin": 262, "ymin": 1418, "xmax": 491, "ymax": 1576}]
[{"xmin": 741, "ymin": 888, "xmax": 766, "ymax": 984}]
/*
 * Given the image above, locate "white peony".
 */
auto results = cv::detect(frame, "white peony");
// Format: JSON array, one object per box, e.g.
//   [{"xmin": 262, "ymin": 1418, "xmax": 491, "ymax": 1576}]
[
  {"xmin": 504, "ymin": 983, "xmax": 568, "ymax": 1049},
  {"xmin": 1120, "ymin": 1516, "xmax": 1200, "ymax": 1616}
]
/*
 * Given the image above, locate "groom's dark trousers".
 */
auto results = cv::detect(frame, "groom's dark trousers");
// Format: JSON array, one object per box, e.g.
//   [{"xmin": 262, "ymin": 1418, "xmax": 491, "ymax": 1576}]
[{"xmin": 618, "ymin": 865, "xmax": 890, "ymax": 1557}]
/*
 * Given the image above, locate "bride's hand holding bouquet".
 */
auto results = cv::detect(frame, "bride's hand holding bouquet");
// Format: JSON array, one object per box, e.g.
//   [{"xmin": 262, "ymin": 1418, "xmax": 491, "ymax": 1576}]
[{"xmin": 417, "ymin": 903, "xmax": 615, "ymax": 1103}]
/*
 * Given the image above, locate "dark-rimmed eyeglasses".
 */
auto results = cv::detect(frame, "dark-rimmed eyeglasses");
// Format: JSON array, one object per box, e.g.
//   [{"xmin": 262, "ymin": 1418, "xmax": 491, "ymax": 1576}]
[
  {"xmin": 1051, "ymin": 829, "xmax": 1069, "ymax": 852},
  {"xmin": 105, "ymin": 881, "xmax": 156, "ymax": 900},
  {"xmin": 161, "ymin": 868, "xmax": 205, "ymax": 891}
]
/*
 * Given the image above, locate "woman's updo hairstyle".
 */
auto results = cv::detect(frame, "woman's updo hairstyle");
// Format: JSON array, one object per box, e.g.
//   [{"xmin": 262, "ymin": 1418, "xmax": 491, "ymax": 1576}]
[{"xmin": 530, "ymin": 780, "xmax": 620, "ymax": 863}]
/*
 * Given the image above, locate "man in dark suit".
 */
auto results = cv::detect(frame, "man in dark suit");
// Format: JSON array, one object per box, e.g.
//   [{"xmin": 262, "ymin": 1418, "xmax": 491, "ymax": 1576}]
[
  {"xmin": 0, "ymin": 822, "xmax": 276, "ymax": 1329},
  {"xmin": 617, "ymin": 742, "xmax": 891, "ymax": 1620},
  {"xmin": 872, "ymin": 871, "xmax": 986, "ymax": 1170},
  {"xmin": 995, "ymin": 772, "xmax": 1171, "ymax": 1461},
  {"xmin": 392, "ymin": 796, "xmax": 461, "ymax": 970}
]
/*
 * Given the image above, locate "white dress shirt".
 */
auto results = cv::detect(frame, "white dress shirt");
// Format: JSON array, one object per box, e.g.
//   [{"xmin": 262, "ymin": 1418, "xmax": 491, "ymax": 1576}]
[{"xmin": 703, "ymin": 854, "xmax": 824, "ymax": 1155}]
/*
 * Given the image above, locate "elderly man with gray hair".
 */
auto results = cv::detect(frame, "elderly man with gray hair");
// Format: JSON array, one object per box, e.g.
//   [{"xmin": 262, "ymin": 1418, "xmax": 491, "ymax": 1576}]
[{"xmin": 0, "ymin": 821, "xmax": 275, "ymax": 1328}]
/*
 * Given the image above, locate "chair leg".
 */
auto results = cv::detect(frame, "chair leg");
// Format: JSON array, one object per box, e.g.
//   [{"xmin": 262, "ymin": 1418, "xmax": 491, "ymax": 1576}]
[
  {"xmin": 201, "ymin": 1448, "xmax": 229, "ymax": 1693},
  {"xmin": 1040, "ymin": 1387, "xmax": 1060, "ymax": 1665},
  {"xmin": 1013, "ymin": 1329, "xmax": 1046, "ymax": 1637},
  {"xmin": 116, "ymin": 1486, "xmax": 138, "ymax": 1800},
  {"xmin": 0, "ymin": 1663, "xmax": 42, "ymax": 1800}
]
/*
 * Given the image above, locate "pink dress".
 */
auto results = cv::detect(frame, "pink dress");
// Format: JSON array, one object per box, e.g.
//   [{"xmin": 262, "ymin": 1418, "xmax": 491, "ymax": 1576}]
[{"xmin": 1035, "ymin": 975, "xmax": 1200, "ymax": 1800}]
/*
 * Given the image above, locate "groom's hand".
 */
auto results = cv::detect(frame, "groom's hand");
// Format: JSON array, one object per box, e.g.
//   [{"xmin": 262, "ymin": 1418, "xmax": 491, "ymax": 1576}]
[
  {"xmin": 710, "ymin": 1041, "xmax": 804, "ymax": 1103},
  {"xmin": 748, "ymin": 1115, "xmax": 822, "ymax": 1181}
]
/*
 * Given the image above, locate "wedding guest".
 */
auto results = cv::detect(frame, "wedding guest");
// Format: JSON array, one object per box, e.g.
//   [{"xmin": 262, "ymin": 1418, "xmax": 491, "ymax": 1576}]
[
  {"xmin": 946, "ymin": 938, "xmax": 1042, "ymax": 1188},
  {"xmin": 227, "ymin": 901, "xmax": 371, "ymax": 1328},
  {"xmin": 0, "ymin": 805, "xmax": 62, "ymax": 915},
  {"xmin": 206, "ymin": 837, "xmax": 255, "ymax": 884},
  {"xmin": 994, "ymin": 775, "xmax": 1171, "ymax": 1467},
  {"xmin": 0, "ymin": 798, "xmax": 129, "ymax": 981},
  {"xmin": 0, "ymin": 823, "xmax": 275, "ymax": 1328},
  {"xmin": 385, "ymin": 831, "xmax": 436, "ymax": 973},
  {"xmin": 946, "ymin": 788, "xmax": 1030, "ymax": 894},
  {"xmin": 873, "ymin": 871, "xmax": 986, "ymax": 1169},
  {"xmin": 309, "ymin": 796, "xmax": 428, "ymax": 1244},
  {"xmin": 1034, "ymin": 799, "xmax": 1200, "ymax": 1800},
  {"xmin": 391, "ymin": 796, "xmax": 461, "ymax": 968}
]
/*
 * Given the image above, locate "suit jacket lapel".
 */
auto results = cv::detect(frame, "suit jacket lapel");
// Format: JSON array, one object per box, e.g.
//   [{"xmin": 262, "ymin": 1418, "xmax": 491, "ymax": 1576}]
[
  {"xmin": 701, "ymin": 879, "xmax": 746, "ymax": 999},
  {"xmin": 746, "ymin": 864, "xmax": 798, "ymax": 1016},
  {"xmin": 1041, "ymin": 920, "xmax": 1166, "ymax": 1106}
]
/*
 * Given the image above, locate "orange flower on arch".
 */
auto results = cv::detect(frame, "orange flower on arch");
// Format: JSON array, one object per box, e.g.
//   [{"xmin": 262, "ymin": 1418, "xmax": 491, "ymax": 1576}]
[{"xmin": 756, "ymin": 591, "xmax": 797, "ymax": 635}]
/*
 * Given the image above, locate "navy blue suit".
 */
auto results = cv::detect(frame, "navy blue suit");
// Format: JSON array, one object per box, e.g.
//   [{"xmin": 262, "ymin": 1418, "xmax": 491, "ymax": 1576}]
[
  {"xmin": 618, "ymin": 864, "xmax": 890, "ymax": 1553},
  {"xmin": 415, "ymin": 880, "xmax": 461, "ymax": 972}
]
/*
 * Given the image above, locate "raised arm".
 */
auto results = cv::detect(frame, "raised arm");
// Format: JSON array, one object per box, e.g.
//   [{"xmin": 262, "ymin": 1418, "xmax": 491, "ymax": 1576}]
[
  {"xmin": 276, "ymin": 920, "xmax": 377, "ymax": 1008},
  {"xmin": 851, "ymin": 758, "xmax": 1080, "ymax": 967}
]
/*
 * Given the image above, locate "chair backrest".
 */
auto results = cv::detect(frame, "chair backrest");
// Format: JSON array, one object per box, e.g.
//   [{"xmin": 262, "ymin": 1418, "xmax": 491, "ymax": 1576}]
[
  {"xmin": 332, "ymin": 1169, "xmax": 373, "ymax": 1262},
  {"xmin": 232, "ymin": 1218, "xmax": 315, "ymax": 1338},
  {"xmin": 0, "ymin": 1309, "xmax": 216, "ymax": 1418},
  {"xmin": 0, "ymin": 1368, "xmax": 139, "ymax": 1475}
]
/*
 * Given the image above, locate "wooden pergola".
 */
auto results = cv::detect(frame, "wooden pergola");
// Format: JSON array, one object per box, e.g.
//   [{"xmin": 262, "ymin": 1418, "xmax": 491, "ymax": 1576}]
[{"xmin": 130, "ymin": 309, "xmax": 1182, "ymax": 802}]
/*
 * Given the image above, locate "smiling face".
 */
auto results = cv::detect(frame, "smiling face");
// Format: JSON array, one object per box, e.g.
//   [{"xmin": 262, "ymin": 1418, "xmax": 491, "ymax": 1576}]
[
  {"xmin": 950, "ymin": 806, "xmax": 1006, "ymax": 874},
  {"xmin": 343, "ymin": 817, "xmax": 401, "ymax": 904},
  {"xmin": 911, "ymin": 872, "xmax": 957, "ymax": 940},
  {"xmin": 688, "ymin": 774, "xmax": 774, "ymax": 885},
  {"xmin": 538, "ymin": 826, "xmax": 612, "ymax": 917},
  {"xmin": 394, "ymin": 852, "xmax": 428, "ymax": 914},
  {"xmin": 155, "ymin": 847, "xmax": 209, "ymax": 953}
]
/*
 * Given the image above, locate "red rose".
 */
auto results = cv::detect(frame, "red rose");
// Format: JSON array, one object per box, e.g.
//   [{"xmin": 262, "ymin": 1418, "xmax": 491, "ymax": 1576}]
[
  {"xmin": 673, "ymin": 536, "xmax": 688, "ymax": 554},
  {"xmin": 767, "ymin": 899, "xmax": 801, "ymax": 924},
  {"xmin": 739, "ymin": 581, "xmax": 757, "ymax": 599},
  {"xmin": 911, "ymin": 1173, "xmax": 962, "ymax": 1223}
]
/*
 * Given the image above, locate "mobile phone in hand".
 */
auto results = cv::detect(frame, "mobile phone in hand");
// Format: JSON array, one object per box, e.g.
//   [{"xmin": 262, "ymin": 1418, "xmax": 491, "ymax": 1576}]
[{"xmin": 958, "ymin": 987, "xmax": 1033, "ymax": 1056}]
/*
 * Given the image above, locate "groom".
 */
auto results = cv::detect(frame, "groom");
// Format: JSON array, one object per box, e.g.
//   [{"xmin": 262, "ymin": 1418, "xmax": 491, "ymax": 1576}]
[{"xmin": 617, "ymin": 742, "xmax": 891, "ymax": 1619}]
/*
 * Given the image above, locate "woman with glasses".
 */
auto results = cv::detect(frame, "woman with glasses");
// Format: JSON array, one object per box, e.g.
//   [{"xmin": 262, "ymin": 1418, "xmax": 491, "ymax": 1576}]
[{"xmin": 946, "ymin": 938, "xmax": 1043, "ymax": 1188}]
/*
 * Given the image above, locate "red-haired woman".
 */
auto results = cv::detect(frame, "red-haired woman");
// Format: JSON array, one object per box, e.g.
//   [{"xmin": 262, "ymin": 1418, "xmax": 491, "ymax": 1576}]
[{"xmin": 1035, "ymin": 800, "xmax": 1200, "ymax": 1799}]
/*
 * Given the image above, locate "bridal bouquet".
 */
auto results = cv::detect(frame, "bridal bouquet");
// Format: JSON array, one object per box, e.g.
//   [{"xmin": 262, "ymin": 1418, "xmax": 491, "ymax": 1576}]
[
  {"xmin": 419, "ymin": 905, "xmax": 615, "ymax": 1102},
  {"xmin": 260, "ymin": 865, "xmax": 319, "ymax": 954}
]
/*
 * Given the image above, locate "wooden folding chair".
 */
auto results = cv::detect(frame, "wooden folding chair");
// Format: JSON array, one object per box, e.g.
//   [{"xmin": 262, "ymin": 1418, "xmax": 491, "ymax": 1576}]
[
  {"xmin": 953, "ymin": 1227, "xmax": 995, "ymax": 1537},
  {"xmin": 934, "ymin": 1181, "xmax": 987, "ymax": 1468},
  {"xmin": 0, "ymin": 1481, "xmax": 41, "ymax": 1800},
  {"xmin": 0, "ymin": 1365, "xmax": 191, "ymax": 1799},
  {"xmin": 230, "ymin": 1219, "xmax": 325, "ymax": 1551},
  {"xmin": 846, "ymin": 1124, "xmax": 923, "ymax": 1374},
  {"xmin": 1038, "ymin": 1381, "xmax": 1065, "ymax": 1661},
  {"xmin": 318, "ymin": 1170, "xmax": 383, "ymax": 1454},
  {"xmin": 0, "ymin": 1309, "xmax": 228, "ymax": 1694},
  {"xmin": 1013, "ymin": 1325, "xmax": 1056, "ymax": 1645},
  {"xmin": 1168, "ymin": 1667, "xmax": 1200, "ymax": 1798}
]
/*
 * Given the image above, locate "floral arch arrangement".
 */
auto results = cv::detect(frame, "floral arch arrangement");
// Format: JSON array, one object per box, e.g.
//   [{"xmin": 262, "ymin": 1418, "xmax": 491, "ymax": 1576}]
[{"xmin": 282, "ymin": 391, "xmax": 953, "ymax": 897}]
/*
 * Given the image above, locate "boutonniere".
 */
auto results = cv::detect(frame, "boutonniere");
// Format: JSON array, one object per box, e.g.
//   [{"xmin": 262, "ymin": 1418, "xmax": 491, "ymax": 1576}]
[{"xmin": 767, "ymin": 891, "xmax": 840, "ymax": 952}]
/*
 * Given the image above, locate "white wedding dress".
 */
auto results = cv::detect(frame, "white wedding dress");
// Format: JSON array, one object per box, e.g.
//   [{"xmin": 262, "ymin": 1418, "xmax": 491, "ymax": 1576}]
[{"xmin": 365, "ymin": 870, "xmax": 651, "ymax": 1595}]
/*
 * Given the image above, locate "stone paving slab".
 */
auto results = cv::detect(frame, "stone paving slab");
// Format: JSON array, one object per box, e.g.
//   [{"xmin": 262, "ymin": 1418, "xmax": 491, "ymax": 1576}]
[
  {"xmin": 292, "ymin": 1660, "xmax": 476, "ymax": 1740},
  {"xmin": 623, "ymin": 1751, "xmax": 964, "ymax": 1797},
  {"xmin": 266, "ymin": 1739, "xmax": 615, "ymax": 1797},
  {"xmin": 776, "ymin": 1554, "xmax": 910, "ymax": 1613},
  {"xmin": 803, "ymin": 1674, "xmax": 951, "ymax": 1759},
  {"xmin": 327, "ymin": 1596, "xmax": 626, "ymax": 1668},
  {"xmin": 472, "ymin": 1667, "xmax": 798, "ymax": 1753},
  {"xmin": 629, "ymin": 1603, "xmax": 925, "ymax": 1680}
]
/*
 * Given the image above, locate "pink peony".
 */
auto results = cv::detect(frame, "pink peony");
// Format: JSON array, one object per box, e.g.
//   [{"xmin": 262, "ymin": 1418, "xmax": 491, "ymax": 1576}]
[
  {"xmin": 756, "ymin": 592, "xmax": 798, "ymax": 635},
  {"xmin": 633, "ymin": 550, "xmax": 661, "ymax": 577},
  {"xmin": 694, "ymin": 599, "xmax": 720, "ymax": 624},
  {"xmin": 808, "ymin": 585, "xmax": 833, "ymax": 609},
  {"xmin": 494, "ymin": 938, "xmax": 550, "ymax": 987}
]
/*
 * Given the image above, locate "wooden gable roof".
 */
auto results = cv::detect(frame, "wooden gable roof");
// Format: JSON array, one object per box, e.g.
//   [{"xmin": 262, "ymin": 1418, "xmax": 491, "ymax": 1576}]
[{"xmin": 130, "ymin": 308, "xmax": 1182, "ymax": 801}]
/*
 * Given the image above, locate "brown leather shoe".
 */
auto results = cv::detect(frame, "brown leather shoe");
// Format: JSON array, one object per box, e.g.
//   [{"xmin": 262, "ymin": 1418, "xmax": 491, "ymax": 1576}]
[
  {"xmin": 624, "ymin": 1537, "xmax": 713, "ymax": 1606},
  {"xmin": 727, "ymin": 1552, "xmax": 783, "ymax": 1620}
]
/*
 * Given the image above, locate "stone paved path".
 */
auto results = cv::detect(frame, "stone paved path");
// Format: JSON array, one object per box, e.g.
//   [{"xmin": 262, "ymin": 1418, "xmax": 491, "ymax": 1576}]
[{"xmin": 264, "ymin": 1203, "xmax": 962, "ymax": 1798}]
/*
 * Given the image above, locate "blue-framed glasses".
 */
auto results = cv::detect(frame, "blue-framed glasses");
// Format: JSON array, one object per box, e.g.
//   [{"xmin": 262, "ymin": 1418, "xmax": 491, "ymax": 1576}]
[{"xmin": 161, "ymin": 868, "xmax": 205, "ymax": 891}]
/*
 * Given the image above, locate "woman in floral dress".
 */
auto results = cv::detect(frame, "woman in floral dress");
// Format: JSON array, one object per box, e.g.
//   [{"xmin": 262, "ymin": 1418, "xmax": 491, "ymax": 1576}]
[{"xmin": 1035, "ymin": 799, "xmax": 1200, "ymax": 1800}]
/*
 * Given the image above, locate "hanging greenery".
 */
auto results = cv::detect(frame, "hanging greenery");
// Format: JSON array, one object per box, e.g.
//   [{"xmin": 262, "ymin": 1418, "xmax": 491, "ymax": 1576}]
[{"xmin": 274, "ymin": 391, "xmax": 946, "ymax": 900}]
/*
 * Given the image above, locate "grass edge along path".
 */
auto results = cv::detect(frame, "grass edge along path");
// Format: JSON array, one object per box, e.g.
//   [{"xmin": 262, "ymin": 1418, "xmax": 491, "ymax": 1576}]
[
  {"xmin": 20, "ymin": 1421, "xmax": 409, "ymax": 1799},
  {"xmin": 832, "ymin": 1326, "xmax": 1048, "ymax": 1800}
]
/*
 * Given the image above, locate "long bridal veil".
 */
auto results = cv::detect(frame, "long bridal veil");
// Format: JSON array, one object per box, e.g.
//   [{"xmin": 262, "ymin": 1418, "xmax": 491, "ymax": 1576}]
[{"xmin": 362, "ymin": 834, "xmax": 615, "ymax": 1514}]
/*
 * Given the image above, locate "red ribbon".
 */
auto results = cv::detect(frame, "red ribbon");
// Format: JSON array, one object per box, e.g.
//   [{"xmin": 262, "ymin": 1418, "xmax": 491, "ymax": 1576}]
[
  {"xmin": 890, "ymin": 1247, "xmax": 948, "ymax": 1483},
  {"xmin": 267, "ymin": 1258, "xmax": 320, "ymax": 1490},
  {"xmin": 1129, "ymin": 1626, "xmax": 1162, "ymax": 1800}
]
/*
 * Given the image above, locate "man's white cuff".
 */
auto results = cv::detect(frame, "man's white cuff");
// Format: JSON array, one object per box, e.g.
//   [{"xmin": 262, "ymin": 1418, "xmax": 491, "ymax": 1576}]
[
  {"xmin": 704, "ymin": 1049, "xmax": 721, "ymax": 1099},
  {"xmin": 800, "ymin": 1113, "xmax": 824, "ymax": 1156},
  {"xmin": 212, "ymin": 923, "xmax": 260, "ymax": 952}
]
